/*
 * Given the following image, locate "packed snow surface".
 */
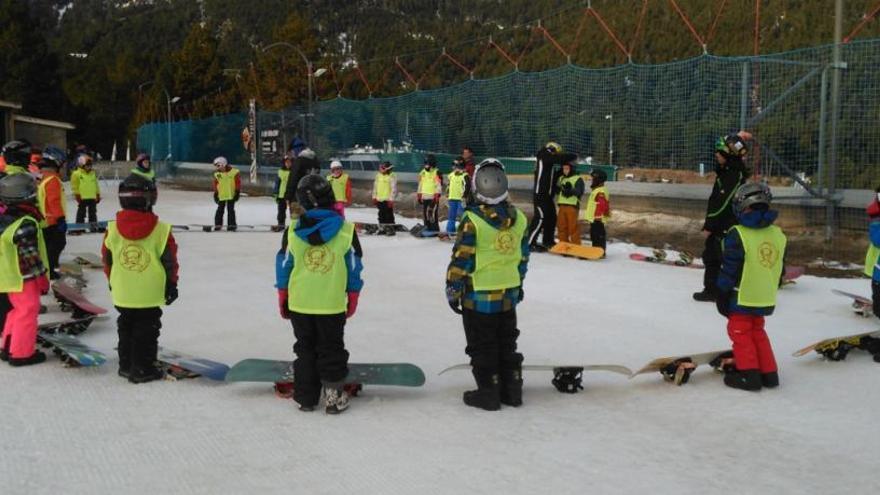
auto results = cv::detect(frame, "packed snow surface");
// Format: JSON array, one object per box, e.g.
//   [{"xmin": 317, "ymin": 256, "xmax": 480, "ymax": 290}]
[{"xmin": 1, "ymin": 187, "xmax": 878, "ymax": 494}]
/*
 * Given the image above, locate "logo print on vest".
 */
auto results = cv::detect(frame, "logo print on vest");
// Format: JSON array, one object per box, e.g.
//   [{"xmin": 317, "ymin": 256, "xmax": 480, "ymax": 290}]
[
  {"xmin": 120, "ymin": 244, "xmax": 151, "ymax": 272},
  {"xmin": 304, "ymin": 245, "xmax": 334, "ymax": 274},
  {"xmin": 758, "ymin": 241, "xmax": 779, "ymax": 269},
  {"xmin": 495, "ymin": 231, "xmax": 515, "ymax": 255}
]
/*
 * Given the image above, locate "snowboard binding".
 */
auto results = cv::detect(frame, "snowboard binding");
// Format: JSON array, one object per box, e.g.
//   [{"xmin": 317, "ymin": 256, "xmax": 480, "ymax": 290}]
[
  {"xmin": 552, "ymin": 367, "xmax": 584, "ymax": 393},
  {"xmin": 676, "ymin": 250, "xmax": 695, "ymax": 266},
  {"xmin": 274, "ymin": 382, "xmax": 363, "ymax": 399},
  {"xmin": 816, "ymin": 337, "xmax": 862, "ymax": 361},
  {"xmin": 650, "ymin": 248, "xmax": 667, "ymax": 262},
  {"xmin": 708, "ymin": 351, "xmax": 735, "ymax": 373},
  {"xmin": 659, "ymin": 358, "xmax": 696, "ymax": 385}
]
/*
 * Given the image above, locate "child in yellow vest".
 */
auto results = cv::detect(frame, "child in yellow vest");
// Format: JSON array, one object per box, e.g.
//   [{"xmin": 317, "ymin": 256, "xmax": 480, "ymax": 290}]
[
  {"xmin": 417, "ymin": 155, "xmax": 442, "ymax": 232},
  {"xmin": 276, "ymin": 175, "xmax": 364, "ymax": 414},
  {"xmin": 273, "ymin": 153, "xmax": 294, "ymax": 231},
  {"xmin": 446, "ymin": 160, "xmax": 530, "ymax": 411},
  {"xmin": 72, "ymin": 154, "xmax": 101, "ymax": 226},
  {"xmin": 212, "ymin": 156, "xmax": 240, "ymax": 231},
  {"xmin": 445, "ymin": 159, "xmax": 469, "ymax": 234},
  {"xmin": 36, "ymin": 151, "xmax": 68, "ymax": 279},
  {"xmin": 0, "ymin": 174, "xmax": 50, "ymax": 366},
  {"xmin": 863, "ymin": 189, "xmax": 880, "ymax": 361},
  {"xmin": 327, "ymin": 160, "xmax": 351, "ymax": 218},
  {"xmin": 372, "ymin": 162, "xmax": 397, "ymax": 226},
  {"xmin": 582, "ymin": 169, "xmax": 610, "ymax": 253},
  {"xmin": 102, "ymin": 174, "xmax": 179, "ymax": 383},
  {"xmin": 553, "ymin": 162, "xmax": 585, "ymax": 244}
]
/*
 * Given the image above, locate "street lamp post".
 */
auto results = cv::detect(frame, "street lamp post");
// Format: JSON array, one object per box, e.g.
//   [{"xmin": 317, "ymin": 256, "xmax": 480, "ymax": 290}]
[
  {"xmin": 163, "ymin": 89, "xmax": 181, "ymax": 161},
  {"xmin": 605, "ymin": 114, "xmax": 613, "ymax": 166},
  {"xmin": 261, "ymin": 42, "xmax": 325, "ymax": 144}
]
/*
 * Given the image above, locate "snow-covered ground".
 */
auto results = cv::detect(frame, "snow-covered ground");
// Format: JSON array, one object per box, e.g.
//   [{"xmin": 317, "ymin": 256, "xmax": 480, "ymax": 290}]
[{"xmin": 2, "ymin": 187, "xmax": 878, "ymax": 494}]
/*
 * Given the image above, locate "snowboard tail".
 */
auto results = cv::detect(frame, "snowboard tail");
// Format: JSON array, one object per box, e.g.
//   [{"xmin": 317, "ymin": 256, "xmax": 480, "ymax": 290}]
[
  {"xmin": 226, "ymin": 359, "xmax": 425, "ymax": 387},
  {"xmin": 157, "ymin": 348, "xmax": 230, "ymax": 381},
  {"xmin": 549, "ymin": 242, "xmax": 604, "ymax": 260},
  {"xmin": 630, "ymin": 350, "xmax": 733, "ymax": 385},
  {"xmin": 37, "ymin": 331, "xmax": 106, "ymax": 367}
]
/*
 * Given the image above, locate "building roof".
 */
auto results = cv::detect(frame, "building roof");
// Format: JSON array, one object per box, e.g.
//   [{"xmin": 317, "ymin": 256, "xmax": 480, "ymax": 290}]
[{"xmin": 12, "ymin": 114, "xmax": 75, "ymax": 130}]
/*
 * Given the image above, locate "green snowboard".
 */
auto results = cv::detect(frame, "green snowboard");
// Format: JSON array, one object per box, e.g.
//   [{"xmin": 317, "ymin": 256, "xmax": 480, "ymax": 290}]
[{"xmin": 226, "ymin": 359, "xmax": 425, "ymax": 387}]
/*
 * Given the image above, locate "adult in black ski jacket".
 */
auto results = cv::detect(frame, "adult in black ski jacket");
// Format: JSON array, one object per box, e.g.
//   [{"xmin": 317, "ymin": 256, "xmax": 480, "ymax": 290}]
[
  {"xmin": 694, "ymin": 133, "xmax": 750, "ymax": 302},
  {"xmin": 526, "ymin": 142, "xmax": 577, "ymax": 250},
  {"xmin": 283, "ymin": 148, "xmax": 320, "ymax": 203}
]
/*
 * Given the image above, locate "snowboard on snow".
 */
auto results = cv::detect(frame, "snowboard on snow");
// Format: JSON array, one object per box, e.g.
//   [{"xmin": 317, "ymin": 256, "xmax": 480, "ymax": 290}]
[
  {"xmin": 629, "ymin": 252, "xmax": 805, "ymax": 283},
  {"xmin": 355, "ymin": 222, "xmax": 409, "ymax": 235},
  {"xmin": 792, "ymin": 330, "xmax": 880, "ymax": 361},
  {"xmin": 38, "ymin": 315, "xmax": 101, "ymax": 336},
  {"xmin": 630, "ymin": 349, "xmax": 734, "ymax": 385},
  {"xmin": 58, "ymin": 263, "xmax": 87, "ymax": 289},
  {"xmin": 156, "ymin": 348, "xmax": 230, "ymax": 381},
  {"xmin": 70, "ymin": 252, "xmax": 102, "ymax": 268},
  {"xmin": 51, "ymin": 282, "xmax": 108, "ymax": 325},
  {"xmin": 37, "ymin": 322, "xmax": 107, "ymax": 367},
  {"xmin": 225, "ymin": 359, "xmax": 426, "ymax": 387},
  {"xmin": 67, "ymin": 221, "xmax": 108, "ymax": 234},
  {"xmin": 440, "ymin": 363, "xmax": 632, "ymax": 393},
  {"xmin": 831, "ymin": 289, "xmax": 873, "ymax": 317},
  {"xmin": 548, "ymin": 242, "xmax": 604, "ymax": 260}
]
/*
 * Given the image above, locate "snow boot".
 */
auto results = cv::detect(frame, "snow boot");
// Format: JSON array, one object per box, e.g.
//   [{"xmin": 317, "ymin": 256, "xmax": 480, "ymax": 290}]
[
  {"xmin": 128, "ymin": 365, "xmax": 165, "ymax": 384},
  {"xmin": 8, "ymin": 350, "xmax": 47, "ymax": 367},
  {"xmin": 723, "ymin": 368, "xmax": 762, "ymax": 391},
  {"xmin": 323, "ymin": 382, "xmax": 350, "ymax": 415},
  {"xmin": 499, "ymin": 369, "xmax": 523, "ymax": 407},
  {"xmin": 227, "ymin": 225, "xmax": 237, "ymax": 232},
  {"xmin": 692, "ymin": 289, "xmax": 716, "ymax": 302},
  {"xmin": 271, "ymin": 225, "xmax": 285, "ymax": 233},
  {"xmin": 761, "ymin": 372, "xmax": 779, "ymax": 388},
  {"xmin": 463, "ymin": 369, "xmax": 501, "ymax": 411}
]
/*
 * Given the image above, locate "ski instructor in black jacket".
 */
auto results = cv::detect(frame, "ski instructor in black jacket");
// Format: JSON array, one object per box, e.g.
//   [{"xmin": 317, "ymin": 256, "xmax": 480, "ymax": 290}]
[
  {"xmin": 694, "ymin": 132, "xmax": 751, "ymax": 302},
  {"xmin": 527, "ymin": 142, "xmax": 577, "ymax": 251}
]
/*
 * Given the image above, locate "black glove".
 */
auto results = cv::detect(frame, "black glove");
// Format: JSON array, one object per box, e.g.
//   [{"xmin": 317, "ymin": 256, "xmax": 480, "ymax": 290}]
[
  {"xmin": 517, "ymin": 287, "xmax": 524, "ymax": 303},
  {"xmin": 213, "ymin": 192, "xmax": 219, "ymax": 204},
  {"xmin": 165, "ymin": 283, "xmax": 179, "ymax": 306},
  {"xmin": 715, "ymin": 291, "xmax": 730, "ymax": 317},
  {"xmin": 448, "ymin": 298, "xmax": 463, "ymax": 315},
  {"xmin": 233, "ymin": 191, "xmax": 240, "ymax": 202},
  {"xmin": 561, "ymin": 183, "xmax": 574, "ymax": 197}
]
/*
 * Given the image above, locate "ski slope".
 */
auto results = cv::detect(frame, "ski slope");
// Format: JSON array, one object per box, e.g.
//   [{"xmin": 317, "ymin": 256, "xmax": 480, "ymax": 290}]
[{"xmin": 1, "ymin": 188, "xmax": 878, "ymax": 494}]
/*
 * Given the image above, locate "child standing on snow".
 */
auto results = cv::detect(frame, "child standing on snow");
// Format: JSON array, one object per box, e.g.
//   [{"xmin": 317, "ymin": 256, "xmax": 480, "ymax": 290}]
[
  {"xmin": 863, "ymin": 189, "xmax": 880, "ymax": 361},
  {"xmin": 212, "ymin": 156, "xmax": 240, "ymax": 231},
  {"xmin": 327, "ymin": 160, "xmax": 352, "ymax": 218},
  {"xmin": 273, "ymin": 153, "xmax": 294, "ymax": 231},
  {"xmin": 102, "ymin": 174, "xmax": 179, "ymax": 383},
  {"xmin": 372, "ymin": 161, "xmax": 397, "ymax": 226},
  {"xmin": 36, "ymin": 150, "xmax": 68, "ymax": 279},
  {"xmin": 715, "ymin": 182, "xmax": 784, "ymax": 391},
  {"xmin": 582, "ymin": 168, "xmax": 610, "ymax": 252},
  {"xmin": 417, "ymin": 154, "xmax": 442, "ymax": 232},
  {"xmin": 445, "ymin": 158, "xmax": 468, "ymax": 234},
  {"xmin": 276, "ymin": 175, "xmax": 364, "ymax": 414},
  {"xmin": 446, "ymin": 159, "xmax": 530, "ymax": 411},
  {"xmin": 0, "ymin": 174, "xmax": 50, "ymax": 366},
  {"xmin": 71, "ymin": 154, "xmax": 101, "ymax": 226},
  {"xmin": 553, "ymin": 161, "xmax": 585, "ymax": 244}
]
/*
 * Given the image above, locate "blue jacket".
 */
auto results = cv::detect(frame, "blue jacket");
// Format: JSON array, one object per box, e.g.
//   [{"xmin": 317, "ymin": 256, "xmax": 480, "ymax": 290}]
[
  {"xmin": 869, "ymin": 219, "xmax": 880, "ymax": 282},
  {"xmin": 275, "ymin": 209, "xmax": 364, "ymax": 293},
  {"xmin": 716, "ymin": 209, "xmax": 784, "ymax": 316}
]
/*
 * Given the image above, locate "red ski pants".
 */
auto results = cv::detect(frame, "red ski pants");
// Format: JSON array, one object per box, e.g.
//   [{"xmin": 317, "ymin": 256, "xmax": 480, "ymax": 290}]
[
  {"xmin": 1, "ymin": 279, "xmax": 41, "ymax": 359},
  {"xmin": 727, "ymin": 313, "xmax": 777, "ymax": 373}
]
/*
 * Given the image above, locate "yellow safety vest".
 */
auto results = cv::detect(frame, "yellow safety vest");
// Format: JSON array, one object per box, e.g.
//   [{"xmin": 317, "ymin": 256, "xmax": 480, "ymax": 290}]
[
  {"xmin": 467, "ymin": 209, "xmax": 527, "ymax": 291},
  {"xmin": 37, "ymin": 175, "xmax": 67, "ymax": 228},
  {"xmin": 131, "ymin": 168, "xmax": 156, "ymax": 181},
  {"xmin": 277, "ymin": 169, "xmax": 290, "ymax": 199},
  {"xmin": 556, "ymin": 175, "xmax": 581, "ymax": 207},
  {"xmin": 0, "ymin": 216, "xmax": 48, "ymax": 292},
  {"xmin": 583, "ymin": 185, "xmax": 610, "ymax": 222},
  {"xmin": 69, "ymin": 168, "xmax": 81, "ymax": 194},
  {"xmin": 327, "ymin": 173, "xmax": 350, "ymax": 202},
  {"xmin": 447, "ymin": 172, "xmax": 466, "ymax": 201},
  {"xmin": 374, "ymin": 173, "xmax": 395, "ymax": 201},
  {"xmin": 104, "ymin": 221, "xmax": 172, "ymax": 308},
  {"xmin": 733, "ymin": 224, "xmax": 787, "ymax": 307},
  {"xmin": 76, "ymin": 169, "xmax": 99, "ymax": 200},
  {"xmin": 418, "ymin": 169, "xmax": 439, "ymax": 196},
  {"xmin": 214, "ymin": 168, "xmax": 239, "ymax": 201},
  {"xmin": 865, "ymin": 243, "xmax": 880, "ymax": 278},
  {"xmin": 287, "ymin": 222, "xmax": 354, "ymax": 314},
  {"xmin": 4, "ymin": 164, "xmax": 28, "ymax": 175}
]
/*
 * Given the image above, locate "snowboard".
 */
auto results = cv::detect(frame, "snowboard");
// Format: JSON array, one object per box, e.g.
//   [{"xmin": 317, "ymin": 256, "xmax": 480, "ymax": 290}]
[
  {"xmin": 156, "ymin": 348, "xmax": 230, "ymax": 381},
  {"xmin": 629, "ymin": 252, "xmax": 805, "ymax": 283},
  {"xmin": 71, "ymin": 252, "xmax": 102, "ymax": 268},
  {"xmin": 37, "ymin": 330, "xmax": 106, "ymax": 367},
  {"xmin": 51, "ymin": 282, "xmax": 108, "ymax": 322},
  {"xmin": 190, "ymin": 224, "xmax": 259, "ymax": 233},
  {"xmin": 225, "ymin": 359, "xmax": 426, "ymax": 387},
  {"xmin": 792, "ymin": 330, "xmax": 880, "ymax": 361},
  {"xmin": 549, "ymin": 242, "xmax": 604, "ymax": 260},
  {"xmin": 440, "ymin": 363, "xmax": 631, "ymax": 393},
  {"xmin": 67, "ymin": 221, "xmax": 108, "ymax": 234},
  {"xmin": 831, "ymin": 289, "xmax": 873, "ymax": 317},
  {"xmin": 355, "ymin": 222, "xmax": 409, "ymax": 235},
  {"xmin": 58, "ymin": 263, "xmax": 87, "ymax": 288},
  {"xmin": 630, "ymin": 349, "xmax": 733, "ymax": 385},
  {"xmin": 39, "ymin": 315, "xmax": 101, "ymax": 335}
]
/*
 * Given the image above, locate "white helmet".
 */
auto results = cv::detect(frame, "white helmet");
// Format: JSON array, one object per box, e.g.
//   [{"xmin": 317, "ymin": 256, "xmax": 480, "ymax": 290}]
[
  {"xmin": 472, "ymin": 159, "xmax": 509, "ymax": 205},
  {"xmin": 330, "ymin": 160, "xmax": 343, "ymax": 169},
  {"xmin": 213, "ymin": 156, "xmax": 228, "ymax": 167}
]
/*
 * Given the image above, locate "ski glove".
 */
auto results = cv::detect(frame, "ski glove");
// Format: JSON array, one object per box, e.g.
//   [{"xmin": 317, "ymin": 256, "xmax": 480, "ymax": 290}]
[
  {"xmin": 96, "ymin": 194, "xmax": 101, "ymax": 204},
  {"xmin": 417, "ymin": 194, "xmax": 423, "ymax": 204},
  {"xmin": 561, "ymin": 183, "xmax": 574, "ymax": 197},
  {"xmin": 233, "ymin": 191, "xmax": 240, "ymax": 202},
  {"xmin": 75, "ymin": 194, "xmax": 81, "ymax": 204},
  {"xmin": 37, "ymin": 275, "xmax": 50, "ymax": 295},
  {"xmin": 433, "ymin": 194, "xmax": 440, "ymax": 203},
  {"xmin": 213, "ymin": 192, "xmax": 219, "ymax": 204},
  {"xmin": 517, "ymin": 287, "xmax": 524, "ymax": 303},
  {"xmin": 56, "ymin": 217, "xmax": 67, "ymax": 233},
  {"xmin": 448, "ymin": 299, "xmax": 463, "ymax": 315},
  {"xmin": 165, "ymin": 283, "xmax": 178, "ymax": 306},
  {"xmin": 278, "ymin": 289, "xmax": 291, "ymax": 319},
  {"xmin": 715, "ymin": 291, "xmax": 730, "ymax": 317},
  {"xmin": 346, "ymin": 292, "xmax": 359, "ymax": 319}
]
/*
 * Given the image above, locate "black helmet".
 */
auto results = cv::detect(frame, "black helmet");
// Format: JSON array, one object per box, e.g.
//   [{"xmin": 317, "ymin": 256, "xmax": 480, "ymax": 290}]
[
  {"xmin": 472, "ymin": 159, "xmax": 508, "ymax": 205},
  {"xmin": 38, "ymin": 147, "xmax": 66, "ymax": 170},
  {"xmin": 590, "ymin": 168, "xmax": 607, "ymax": 183},
  {"xmin": 715, "ymin": 134, "xmax": 748, "ymax": 159},
  {"xmin": 733, "ymin": 182, "xmax": 772, "ymax": 216},
  {"xmin": 296, "ymin": 174, "xmax": 335, "ymax": 210},
  {"xmin": 0, "ymin": 173, "xmax": 37, "ymax": 204},
  {"xmin": 424, "ymin": 154, "xmax": 437, "ymax": 166},
  {"xmin": 2, "ymin": 140, "xmax": 32, "ymax": 166},
  {"xmin": 119, "ymin": 173, "xmax": 157, "ymax": 211}
]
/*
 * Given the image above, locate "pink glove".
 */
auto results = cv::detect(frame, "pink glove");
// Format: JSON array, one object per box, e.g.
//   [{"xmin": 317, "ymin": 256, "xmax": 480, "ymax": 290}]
[
  {"xmin": 417, "ymin": 194, "xmax": 422, "ymax": 203},
  {"xmin": 37, "ymin": 275, "xmax": 50, "ymax": 295},
  {"xmin": 278, "ymin": 289, "xmax": 291, "ymax": 319},
  {"xmin": 346, "ymin": 292, "xmax": 359, "ymax": 319}
]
